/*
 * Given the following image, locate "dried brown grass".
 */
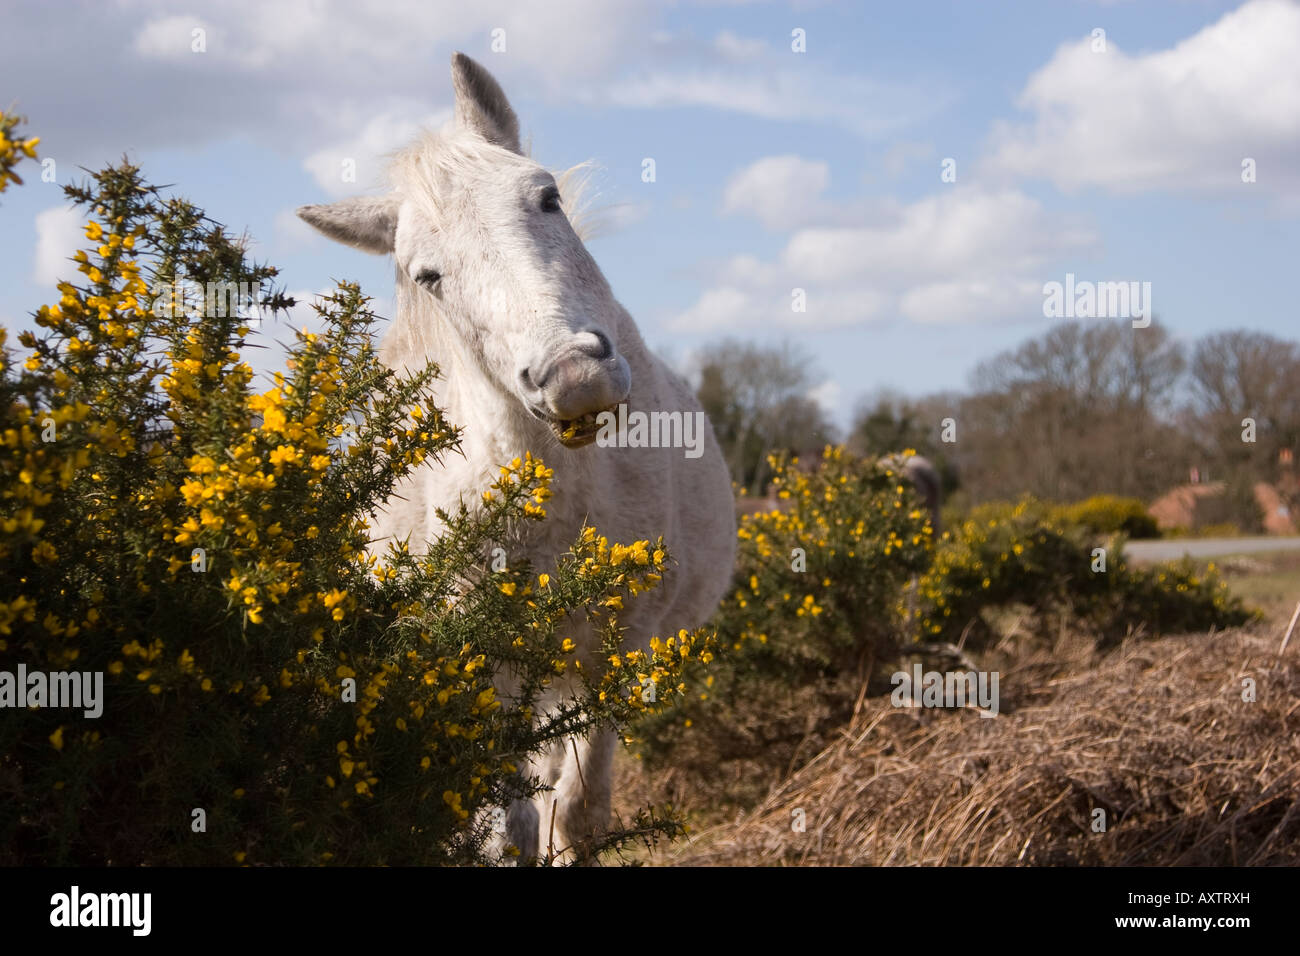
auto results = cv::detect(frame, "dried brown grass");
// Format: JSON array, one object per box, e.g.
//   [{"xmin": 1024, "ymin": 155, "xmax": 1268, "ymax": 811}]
[{"xmin": 651, "ymin": 627, "xmax": 1300, "ymax": 866}]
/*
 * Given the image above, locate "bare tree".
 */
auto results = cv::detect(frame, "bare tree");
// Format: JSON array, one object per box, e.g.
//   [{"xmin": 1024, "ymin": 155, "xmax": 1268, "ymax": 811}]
[
  {"xmin": 1187, "ymin": 331, "xmax": 1300, "ymax": 527},
  {"xmin": 693, "ymin": 339, "xmax": 836, "ymax": 491},
  {"xmin": 959, "ymin": 319, "xmax": 1188, "ymax": 502}
]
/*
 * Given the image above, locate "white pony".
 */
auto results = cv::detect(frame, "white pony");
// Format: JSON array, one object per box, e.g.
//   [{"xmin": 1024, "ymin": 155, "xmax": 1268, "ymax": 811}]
[{"xmin": 298, "ymin": 53, "xmax": 735, "ymax": 861}]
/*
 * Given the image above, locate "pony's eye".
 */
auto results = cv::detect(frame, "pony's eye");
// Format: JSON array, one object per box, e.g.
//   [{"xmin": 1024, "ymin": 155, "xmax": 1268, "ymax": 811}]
[
  {"xmin": 540, "ymin": 187, "xmax": 562, "ymax": 213},
  {"xmin": 414, "ymin": 268, "xmax": 442, "ymax": 289}
]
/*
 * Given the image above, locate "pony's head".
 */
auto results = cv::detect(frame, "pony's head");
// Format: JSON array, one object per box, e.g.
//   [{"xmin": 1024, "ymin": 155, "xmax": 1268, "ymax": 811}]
[{"xmin": 298, "ymin": 53, "xmax": 630, "ymax": 447}]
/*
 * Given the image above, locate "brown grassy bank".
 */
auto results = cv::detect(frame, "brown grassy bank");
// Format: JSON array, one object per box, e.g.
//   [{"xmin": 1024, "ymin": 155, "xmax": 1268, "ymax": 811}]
[{"xmin": 619, "ymin": 625, "xmax": 1299, "ymax": 866}]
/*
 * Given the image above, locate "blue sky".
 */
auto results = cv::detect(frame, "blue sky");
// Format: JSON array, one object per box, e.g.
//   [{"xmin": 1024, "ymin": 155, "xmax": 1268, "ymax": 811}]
[{"xmin": 2, "ymin": 0, "xmax": 1297, "ymax": 430}]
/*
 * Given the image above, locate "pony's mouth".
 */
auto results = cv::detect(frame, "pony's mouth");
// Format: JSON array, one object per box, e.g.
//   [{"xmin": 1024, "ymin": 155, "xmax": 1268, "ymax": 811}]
[{"xmin": 548, "ymin": 405, "xmax": 617, "ymax": 448}]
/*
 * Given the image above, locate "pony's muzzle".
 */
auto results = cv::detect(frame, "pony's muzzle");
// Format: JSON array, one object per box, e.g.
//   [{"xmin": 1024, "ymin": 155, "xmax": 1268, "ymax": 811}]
[
  {"xmin": 519, "ymin": 334, "xmax": 630, "ymax": 445},
  {"xmin": 520, "ymin": 334, "xmax": 629, "ymax": 416}
]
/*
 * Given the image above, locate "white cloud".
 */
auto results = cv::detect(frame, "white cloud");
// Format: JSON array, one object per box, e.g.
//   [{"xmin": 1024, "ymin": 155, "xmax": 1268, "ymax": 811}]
[
  {"xmin": 982, "ymin": 0, "xmax": 1300, "ymax": 196},
  {"xmin": 132, "ymin": 0, "xmax": 650, "ymax": 79},
  {"xmin": 272, "ymin": 207, "xmax": 322, "ymax": 250},
  {"xmin": 670, "ymin": 286, "xmax": 753, "ymax": 333},
  {"xmin": 722, "ymin": 155, "xmax": 830, "ymax": 230},
  {"xmin": 721, "ymin": 154, "xmax": 903, "ymax": 231},
  {"xmin": 2, "ymin": 0, "xmax": 658, "ymax": 172},
  {"xmin": 2, "ymin": 0, "xmax": 950, "ymax": 203},
  {"xmin": 580, "ymin": 200, "xmax": 653, "ymax": 241},
  {"xmin": 807, "ymin": 379, "xmax": 843, "ymax": 416},
  {"xmin": 134, "ymin": 15, "xmax": 216, "ymax": 61},
  {"xmin": 32, "ymin": 206, "xmax": 84, "ymax": 288},
  {"xmin": 779, "ymin": 189, "xmax": 1092, "ymax": 283},
  {"xmin": 669, "ymin": 281, "xmax": 891, "ymax": 333},
  {"xmin": 714, "ymin": 30, "xmax": 768, "ymax": 61},
  {"xmin": 598, "ymin": 67, "xmax": 950, "ymax": 139},
  {"xmin": 673, "ymin": 184, "xmax": 1098, "ymax": 332},
  {"xmin": 879, "ymin": 141, "xmax": 934, "ymax": 178},
  {"xmin": 303, "ymin": 108, "xmax": 450, "ymax": 196},
  {"xmin": 899, "ymin": 277, "xmax": 1045, "ymax": 326}
]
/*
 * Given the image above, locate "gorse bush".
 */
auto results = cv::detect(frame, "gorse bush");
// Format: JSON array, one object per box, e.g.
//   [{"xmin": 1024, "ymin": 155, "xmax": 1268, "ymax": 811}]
[
  {"xmin": 632, "ymin": 448, "xmax": 934, "ymax": 794},
  {"xmin": 0, "ymin": 112, "xmax": 38, "ymax": 194},
  {"xmin": 915, "ymin": 498, "xmax": 1254, "ymax": 649},
  {"xmin": 1055, "ymin": 494, "xmax": 1160, "ymax": 539},
  {"xmin": 713, "ymin": 447, "xmax": 933, "ymax": 680},
  {"xmin": 632, "ymin": 454, "xmax": 1256, "ymax": 810},
  {"xmin": 0, "ymin": 149, "xmax": 704, "ymax": 865},
  {"xmin": 916, "ymin": 498, "xmax": 1096, "ymax": 647},
  {"xmin": 1081, "ymin": 556, "xmax": 1254, "ymax": 648}
]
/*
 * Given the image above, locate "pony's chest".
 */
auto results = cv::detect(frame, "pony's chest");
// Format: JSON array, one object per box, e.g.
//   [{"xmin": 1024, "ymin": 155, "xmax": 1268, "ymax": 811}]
[{"xmin": 414, "ymin": 432, "xmax": 594, "ymax": 562}]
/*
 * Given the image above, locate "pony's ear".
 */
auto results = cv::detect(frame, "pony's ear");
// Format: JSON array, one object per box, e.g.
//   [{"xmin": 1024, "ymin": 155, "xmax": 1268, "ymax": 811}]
[
  {"xmin": 450, "ymin": 52, "xmax": 521, "ymax": 153},
  {"xmin": 296, "ymin": 195, "xmax": 399, "ymax": 254}
]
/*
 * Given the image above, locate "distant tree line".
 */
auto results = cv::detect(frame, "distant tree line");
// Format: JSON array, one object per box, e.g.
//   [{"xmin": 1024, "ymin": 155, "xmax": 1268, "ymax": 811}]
[
  {"xmin": 692, "ymin": 339, "xmax": 835, "ymax": 494},
  {"xmin": 691, "ymin": 321, "xmax": 1300, "ymax": 529}
]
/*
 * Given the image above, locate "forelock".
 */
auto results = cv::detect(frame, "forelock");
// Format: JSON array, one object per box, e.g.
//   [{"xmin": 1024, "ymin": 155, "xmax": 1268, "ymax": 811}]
[{"xmin": 385, "ymin": 127, "xmax": 598, "ymax": 241}]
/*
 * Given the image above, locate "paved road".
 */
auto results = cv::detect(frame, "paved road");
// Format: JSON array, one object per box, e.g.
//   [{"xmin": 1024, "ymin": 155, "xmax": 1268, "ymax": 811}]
[{"xmin": 1125, "ymin": 536, "xmax": 1300, "ymax": 562}]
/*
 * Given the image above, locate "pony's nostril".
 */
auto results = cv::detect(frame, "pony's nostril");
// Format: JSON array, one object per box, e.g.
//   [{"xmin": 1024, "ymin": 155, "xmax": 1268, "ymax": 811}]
[
  {"xmin": 578, "ymin": 330, "xmax": 613, "ymax": 361},
  {"xmin": 519, "ymin": 367, "xmax": 536, "ymax": 390}
]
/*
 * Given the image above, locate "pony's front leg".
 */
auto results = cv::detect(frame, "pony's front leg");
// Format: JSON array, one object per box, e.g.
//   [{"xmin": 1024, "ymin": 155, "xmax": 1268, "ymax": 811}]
[
  {"xmin": 474, "ymin": 792, "xmax": 538, "ymax": 865},
  {"xmin": 503, "ymin": 797, "xmax": 539, "ymax": 863},
  {"xmin": 545, "ymin": 727, "xmax": 617, "ymax": 865}
]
